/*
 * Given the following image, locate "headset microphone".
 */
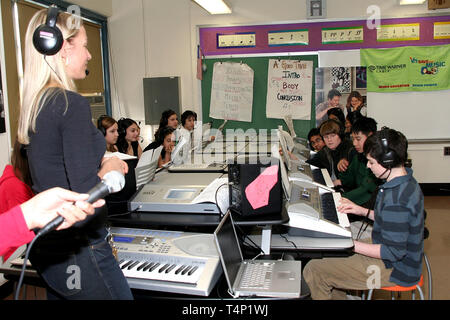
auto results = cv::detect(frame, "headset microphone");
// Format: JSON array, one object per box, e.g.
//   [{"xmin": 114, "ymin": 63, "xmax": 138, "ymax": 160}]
[
  {"xmin": 37, "ymin": 171, "xmax": 125, "ymax": 237},
  {"xmin": 85, "ymin": 69, "xmax": 90, "ymax": 76}
]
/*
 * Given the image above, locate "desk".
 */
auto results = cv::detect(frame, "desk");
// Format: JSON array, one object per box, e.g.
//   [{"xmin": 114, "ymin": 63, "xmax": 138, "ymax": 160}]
[{"xmin": 109, "ymin": 208, "xmax": 289, "ymax": 255}]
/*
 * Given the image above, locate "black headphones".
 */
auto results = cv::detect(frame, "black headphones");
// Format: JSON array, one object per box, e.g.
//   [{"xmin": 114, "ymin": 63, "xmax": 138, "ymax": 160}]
[
  {"xmin": 97, "ymin": 115, "xmax": 108, "ymax": 136},
  {"xmin": 379, "ymin": 128, "xmax": 397, "ymax": 168},
  {"xmin": 33, "ymin": 5, "xmax": 63, "ymax": 56}
]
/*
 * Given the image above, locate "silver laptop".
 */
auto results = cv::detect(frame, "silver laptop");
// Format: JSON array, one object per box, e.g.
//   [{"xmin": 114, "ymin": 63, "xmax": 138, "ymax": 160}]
[{"xmin": 213, "ymin": 211, "xmax": 302, "ymax": 298}]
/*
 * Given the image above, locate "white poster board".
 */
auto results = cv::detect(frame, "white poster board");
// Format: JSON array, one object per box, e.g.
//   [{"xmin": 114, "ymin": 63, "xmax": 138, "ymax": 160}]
[
  {"xmin": 266, "ymin": 59, "xmax": 313, "ymax": 120},
  {"xmin": 209, "ymin": 62, "xmax": 253, "ymax": 122}
]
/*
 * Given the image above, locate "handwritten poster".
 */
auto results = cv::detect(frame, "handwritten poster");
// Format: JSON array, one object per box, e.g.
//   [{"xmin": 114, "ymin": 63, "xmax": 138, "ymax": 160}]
[
  {"xmin": 210, "ymin": 62, "xmax": 254, "ymax": 122},
  {"xmin": 266, "ymin": 59, "xmax": 313, "ymax": 120}
]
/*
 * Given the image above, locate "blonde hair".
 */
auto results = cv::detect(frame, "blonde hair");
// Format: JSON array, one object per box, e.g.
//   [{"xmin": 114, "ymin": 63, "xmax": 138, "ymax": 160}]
[{"xmin": 18, "ymin": 9, "xmax": 83, "ymax": 145}]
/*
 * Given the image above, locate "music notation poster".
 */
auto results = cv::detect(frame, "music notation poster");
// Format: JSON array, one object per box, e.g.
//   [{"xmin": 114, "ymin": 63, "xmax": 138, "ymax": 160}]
[
  {"xmin": 210, "ymin": 62, "xmax": 254, "ymax": 122},
  {"xmin": 377, "ymin": 23, "xmax": 420, "ymax": 42},
  {"xmin": 217, "ymin": 33, "xmax": 256, "ymax": 48},
  {"xmin": 322, "ymin": 26, "xmax": 364, "ymax": 44},
  {"xmin": 268, "ymin": 29, "xmax": 309, "ymax": 46},
  {"xmin": 266, "ymin": 59, "xmax": 313, "ymax": 120},
  {"xmin": 434, "ymin": 21, "xmax": 450, "ymax": 39}
]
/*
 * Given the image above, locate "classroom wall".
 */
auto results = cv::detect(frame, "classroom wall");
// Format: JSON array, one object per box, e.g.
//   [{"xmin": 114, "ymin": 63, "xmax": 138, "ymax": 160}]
[
  {"xmin": 1, "ymin": 1, "xmax": 449, "ymax": 181},
  {"xmin": 106, "ymin": 0, "xmax": 450, "ymax": 183}
]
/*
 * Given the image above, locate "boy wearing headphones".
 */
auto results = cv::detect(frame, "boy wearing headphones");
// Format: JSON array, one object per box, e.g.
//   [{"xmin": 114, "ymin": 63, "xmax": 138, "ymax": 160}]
[{"xmin": 303, "ymin": 128, "xmax": 424, "ymax": 300}]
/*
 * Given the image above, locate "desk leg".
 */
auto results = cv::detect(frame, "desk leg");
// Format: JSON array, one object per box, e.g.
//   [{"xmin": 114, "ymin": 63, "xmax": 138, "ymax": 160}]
[{"xmin": 261, "ymin": 226, "xmax": 272, "ymax": 255}]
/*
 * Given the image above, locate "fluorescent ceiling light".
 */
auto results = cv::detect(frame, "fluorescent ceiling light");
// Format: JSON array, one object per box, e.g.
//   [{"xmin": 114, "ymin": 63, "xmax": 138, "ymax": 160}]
[
  {"xmin": 399, "ymin": 0, "xmax": 426, "ymax": 5},
  {"xmin": 193, "ymin": 0, "xmax": 232, "ymax": 14}
]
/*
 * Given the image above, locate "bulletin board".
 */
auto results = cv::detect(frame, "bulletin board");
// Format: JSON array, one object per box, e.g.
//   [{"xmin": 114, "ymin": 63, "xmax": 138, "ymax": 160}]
[{"xmin": 201, "ymin": 54, "xmax": 318, "ymax": 138}]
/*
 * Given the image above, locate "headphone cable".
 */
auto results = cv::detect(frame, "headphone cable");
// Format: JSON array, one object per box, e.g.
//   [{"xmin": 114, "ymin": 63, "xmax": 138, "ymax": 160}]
[{"xmin": 44, "ymin": 55, "xmax": 64, "ymax": 84}]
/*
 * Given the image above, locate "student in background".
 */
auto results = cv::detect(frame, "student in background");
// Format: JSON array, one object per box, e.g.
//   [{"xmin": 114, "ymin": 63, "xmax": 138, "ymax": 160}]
[
  {"xmin": 307, "ymin": 128, "xmax": 325, "ymax": 152},
  {"xmin": 334, "ymin": 117, "xmax": 379, "ymax": 206},
  {"xmin": 97, "ymin": 115, "xmax": 119, "ymax": 153},
  {"xmin": 344, "ymin": 111, "xmax": 363, "ymax": 141},
  {"xmin": 307, "ymin": 119, "xmax": 354, "ymax": 182},
  {"xmin": 144, "ymin": 126, "xmax": 176, "ymax": 166},
  {"xmin": 117, "ymin": 118, "xmax": 143, "ymax": 159},
  {"xmin": 303, "ymin": 128, "xmax": 424, "ymax": 300},
  {"xmin": 18, "ymin": 8, "xmax": 132, "ymax": 300},
  {"xmin": 179, "ymin": 110, "xmax": 197, "ymax": 149},
  {"xmin": 158, "ymin": 126, "xmax": 176, "ymax": 168},
  {"xmin": 327, "ymin": 107, "xmax": 345, "ymax": 127},
  {"xmin": 346, "ymin": 90, "xmax": 367, "ymax": 117},
  {"xmin": 0, "ymin": 138, "xmax": 34, "ymax": 260},
  {"xmin": 1, "ymin": 187, "xmax": 104, "ymax": 258},
  {"xmin": 315, "ymin": 89, "xmax": 344, "ymax": 126}
]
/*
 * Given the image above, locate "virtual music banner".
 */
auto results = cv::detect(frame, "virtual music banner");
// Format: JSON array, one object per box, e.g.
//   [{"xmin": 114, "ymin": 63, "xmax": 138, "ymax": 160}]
[{"xmin": 361, "ymin": 44, "xmax": 450, "ymax": 92}]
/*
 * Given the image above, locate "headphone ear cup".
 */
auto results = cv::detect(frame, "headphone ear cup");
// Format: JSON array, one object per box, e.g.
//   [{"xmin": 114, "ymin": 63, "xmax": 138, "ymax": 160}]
[
  {"xmin": 33, "ymin": 6, "xmax": 63, "ymax": 56},
  {"xmin": 97, "ymin": 116, "xmax": 106, "ymax": 136},
  {"xmin": 380, "ymin": 130, "xmax": 397, "ymax": 168},
  {"xmin": 117, "ymin": 119, "xmax": 126, "ymax": 136}
]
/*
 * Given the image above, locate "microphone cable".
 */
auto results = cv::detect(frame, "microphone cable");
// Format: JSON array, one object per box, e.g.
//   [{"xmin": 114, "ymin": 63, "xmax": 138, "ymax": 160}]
[{"xmin": 14, "ymin": 232, "xmax": 43, "ymax": 300}]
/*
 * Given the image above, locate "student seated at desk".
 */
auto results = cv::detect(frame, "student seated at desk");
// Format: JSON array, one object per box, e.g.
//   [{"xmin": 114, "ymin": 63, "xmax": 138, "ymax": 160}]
[
  {"xmin": 144, "ymin": 126, "xmax": 176, "ymax": 168},
  {"xmin": 307, "ymin": 119, "xmax": 355, "ymax": 182},
  {"xmin": 97, "ymin": 115, "xmax": 119, "ymax": 152},
  {"xmin": 154, "ymin": 109, "xmax": 179, "ymax": 140},
  {"xmin": 327, "ymin": 107, "xmax": 345, "ymax": 127},
  {"xmin": 334, "ymin": 117, "xmax": 380, "ymax": 207},
  {"xmin": 117, "ymin": 118, "xmax": 143, "ymax": 159},
  {"xmin": 178, "ymin": 110, "xmax": 197, "ymax": 157},
  {"xmin": 303, "ymin": 128, "xmax": 424, "ymax": 300},
  {"xmin": 307, "ymin": 128, "xmax": 325, "ymax": 152}
]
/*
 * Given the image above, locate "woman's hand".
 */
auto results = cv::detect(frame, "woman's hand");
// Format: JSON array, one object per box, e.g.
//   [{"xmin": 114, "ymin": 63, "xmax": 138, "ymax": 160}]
[
  {"xmin": 98, "ymin": 156, "xmax": 128, "ymax": 179},
  {"xmin": 21, "ymin": 187, "xmax": 105, "ymax": 230}
]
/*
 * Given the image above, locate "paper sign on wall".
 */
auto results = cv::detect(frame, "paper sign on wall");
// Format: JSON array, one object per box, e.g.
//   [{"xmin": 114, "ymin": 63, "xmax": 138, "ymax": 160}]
[
  {"xmin": 266, "ymin": 59, "xmax": 313, "ymax": 120},
  {"xmin": 209, "ymin": 62, "xmax": 254, "ymax": 122}
]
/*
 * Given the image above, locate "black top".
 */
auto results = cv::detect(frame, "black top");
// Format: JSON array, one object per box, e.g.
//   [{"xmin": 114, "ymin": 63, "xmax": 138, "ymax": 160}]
[
  {"xmin": 307, "ymin": 138, "xmax": 355, "ymax": 180},
  {"xmin": 27, "ymin": 89, "xmax": 106, "ymax": 234},
  {"xmin": 117, "ymin": 140, "xmax": 139, "ymax": 157},
  {"xmin": 144, "ymin": 141, "xmax": 167, "ymax": 159}
]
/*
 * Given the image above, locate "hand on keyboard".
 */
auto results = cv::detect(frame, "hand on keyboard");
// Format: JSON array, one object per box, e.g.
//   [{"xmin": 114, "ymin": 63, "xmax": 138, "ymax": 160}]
[{"xmin": 337, "ymin": 197, "xmax": 367, "ymax": 217}]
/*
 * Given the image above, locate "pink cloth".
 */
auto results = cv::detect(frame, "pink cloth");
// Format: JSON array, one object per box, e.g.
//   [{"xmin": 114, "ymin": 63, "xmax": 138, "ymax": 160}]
[{"xmin": 245, "ymin": 165, "xmax": 279, "ymax": 210}]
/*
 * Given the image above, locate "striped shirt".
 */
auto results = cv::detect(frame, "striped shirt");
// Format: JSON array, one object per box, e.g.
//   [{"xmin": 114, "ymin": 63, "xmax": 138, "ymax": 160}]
[{"xmin": 372, "ymin": 168, "xmax": 424, "ymax": 287}]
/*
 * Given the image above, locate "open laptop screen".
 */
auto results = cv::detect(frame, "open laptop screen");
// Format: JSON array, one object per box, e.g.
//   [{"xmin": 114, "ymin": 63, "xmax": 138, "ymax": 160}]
[{"xmin": 214, "ymin": 212, "xmax": 243, "ymax": 289}]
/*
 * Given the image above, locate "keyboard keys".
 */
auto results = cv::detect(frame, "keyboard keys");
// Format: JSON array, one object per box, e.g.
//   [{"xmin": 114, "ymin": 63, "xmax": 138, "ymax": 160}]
[{"xmin": 118, "ymin": 259, "xmax": 204, "ymax": 284}]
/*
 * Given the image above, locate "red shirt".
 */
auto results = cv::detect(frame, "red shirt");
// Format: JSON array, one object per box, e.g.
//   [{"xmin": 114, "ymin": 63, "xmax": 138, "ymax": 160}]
[
  {"xmin": 0, "ymin": 205, "xmax": 35, "ymax": 258},
  {"xmin": 0, "ymin": 165, "xmax": 34, "ymax": 260}
]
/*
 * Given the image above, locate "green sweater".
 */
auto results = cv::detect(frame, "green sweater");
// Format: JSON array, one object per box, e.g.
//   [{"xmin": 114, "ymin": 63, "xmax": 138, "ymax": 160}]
[{"xmin": 338, "ymin": 153, "xmax": 379, "ymax": 205}]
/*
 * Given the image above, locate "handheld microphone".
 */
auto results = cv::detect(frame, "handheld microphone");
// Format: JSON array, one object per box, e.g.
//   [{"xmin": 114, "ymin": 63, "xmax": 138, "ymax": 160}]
[
  {"xmin": 85, "ymin": 69, "xmax": 90, "ymax": 76},
  {"xmin": 37, "ymin": 171, "xmax": 125, "ymax": 237}
]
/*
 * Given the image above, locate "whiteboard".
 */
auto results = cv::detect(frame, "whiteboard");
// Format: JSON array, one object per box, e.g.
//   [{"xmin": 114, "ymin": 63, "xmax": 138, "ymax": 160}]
[{"xmin": 319, "ymin": 49, "xmax": 450, "ymax": 140}]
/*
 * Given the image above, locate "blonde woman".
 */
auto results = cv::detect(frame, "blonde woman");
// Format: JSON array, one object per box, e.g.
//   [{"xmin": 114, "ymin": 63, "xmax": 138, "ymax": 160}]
[{"xmin": 18, "ymin": 7, "xmax": 132, "ymax": 300}]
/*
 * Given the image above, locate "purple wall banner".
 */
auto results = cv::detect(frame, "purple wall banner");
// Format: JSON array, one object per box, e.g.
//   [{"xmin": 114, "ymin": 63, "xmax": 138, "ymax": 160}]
[{"xmin": 199, "ymin": 15, "xmax": 450, "ymax": 56}]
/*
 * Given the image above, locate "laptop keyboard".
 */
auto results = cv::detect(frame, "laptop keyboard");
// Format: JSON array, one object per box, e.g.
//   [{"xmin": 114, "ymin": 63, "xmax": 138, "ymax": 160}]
[
  {"xmin": 240, "ymin": 262, "xmax": 274, "ymax": 289},
  {"xmin": 172, "ymin": 163, "xmax": 210, "ymax": 169}
]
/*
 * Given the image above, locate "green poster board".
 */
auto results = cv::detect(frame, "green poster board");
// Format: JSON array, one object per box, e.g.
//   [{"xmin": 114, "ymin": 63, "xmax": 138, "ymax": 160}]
[{"xmin": 201, "ymin": 55, "xmax": 318, "ymax": 139}]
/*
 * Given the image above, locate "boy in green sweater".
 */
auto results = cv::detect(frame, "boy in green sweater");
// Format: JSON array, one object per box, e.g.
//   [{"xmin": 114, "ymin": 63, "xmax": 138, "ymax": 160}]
[{"xmin": 334, "ymin": 117, "xmax": 379, "ymax": 207}]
